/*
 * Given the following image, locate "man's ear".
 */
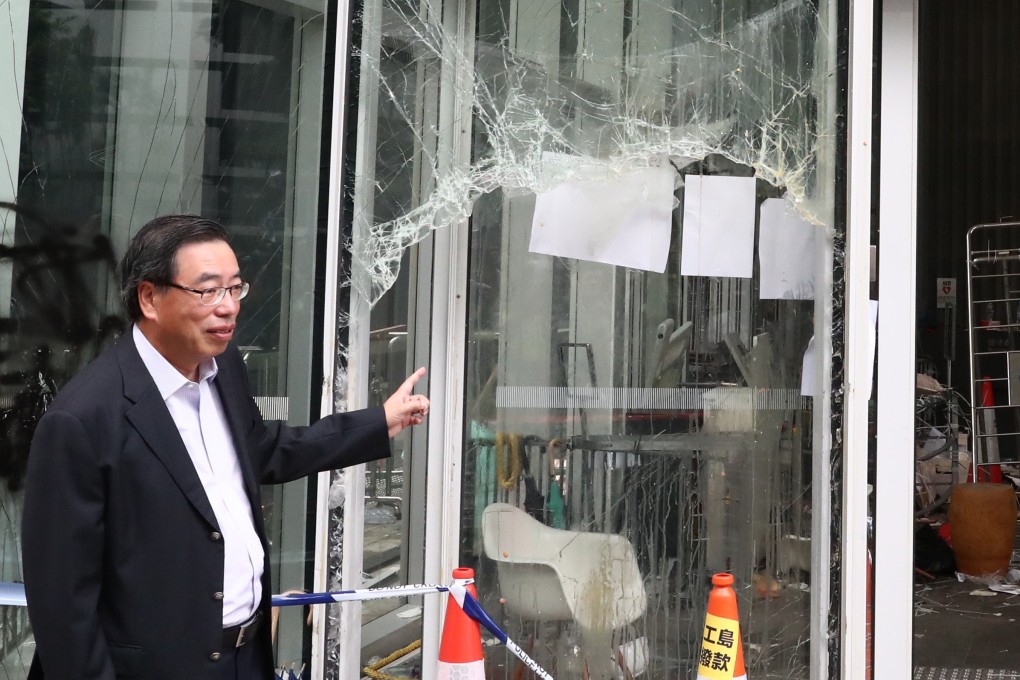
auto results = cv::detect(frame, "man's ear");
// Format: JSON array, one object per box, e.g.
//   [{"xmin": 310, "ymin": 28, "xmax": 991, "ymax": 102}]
[{"xmin": 137, "ymin": 281, "xmax": 160, "ymax": 322}]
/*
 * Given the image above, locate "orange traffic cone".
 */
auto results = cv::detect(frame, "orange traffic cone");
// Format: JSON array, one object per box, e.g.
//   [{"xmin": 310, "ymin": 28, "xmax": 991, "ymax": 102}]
[
  {"xmin": 970, "ymin": 379, "xmax": 1004, "ymax": 483},
  {"xmin": 437, "ymin": 568, "xmax": 485, "ymax": 680},
  {"xmin": 696, "ymin": 573, "xmax": 747, "ymax": 680}
]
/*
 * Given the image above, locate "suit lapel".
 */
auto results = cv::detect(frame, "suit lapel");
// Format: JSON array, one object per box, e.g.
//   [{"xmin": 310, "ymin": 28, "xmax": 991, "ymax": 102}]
[
  {"xmin": 116, "ymin": 338, "xmax": 220, "ymax": 530},
  {"xmin": 210, "ymin": 351, "xmax": 259, "ymax": 501}
]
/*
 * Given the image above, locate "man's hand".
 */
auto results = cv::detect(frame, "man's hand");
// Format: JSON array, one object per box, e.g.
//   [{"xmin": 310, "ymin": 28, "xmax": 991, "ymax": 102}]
[{"xmin": 384, "ymin": 367, "xmax": 430, "ymax": 437}]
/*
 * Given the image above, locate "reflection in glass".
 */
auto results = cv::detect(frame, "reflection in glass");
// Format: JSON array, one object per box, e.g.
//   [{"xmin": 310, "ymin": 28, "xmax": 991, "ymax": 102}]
[{"xmin": 3, "ymin": 1, "xmax": 330, "ymax": 675}]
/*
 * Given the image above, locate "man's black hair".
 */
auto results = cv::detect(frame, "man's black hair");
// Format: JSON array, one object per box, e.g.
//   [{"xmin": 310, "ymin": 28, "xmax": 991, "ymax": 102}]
[{"xmin": 119, "ymin": 215, "xmax": 230, "ymax": 322}]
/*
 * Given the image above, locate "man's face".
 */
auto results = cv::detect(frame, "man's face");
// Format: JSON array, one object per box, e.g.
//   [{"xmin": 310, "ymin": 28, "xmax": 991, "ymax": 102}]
[{"xmin": 138, "ymin": 239, "xmax": 242, "ymax": 379}]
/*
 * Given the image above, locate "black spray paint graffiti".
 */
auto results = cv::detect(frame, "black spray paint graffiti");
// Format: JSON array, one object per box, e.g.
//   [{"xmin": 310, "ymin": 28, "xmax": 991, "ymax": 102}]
[{"xmin": 0, "ymin": 202, "xmax": 126, "ymax": 490}]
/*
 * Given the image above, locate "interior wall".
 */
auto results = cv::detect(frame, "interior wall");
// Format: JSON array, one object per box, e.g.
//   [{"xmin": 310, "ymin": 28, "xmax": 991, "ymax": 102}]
[{"xmin": 917, "ymin": 1, "xmax": 1020, "ymax": 397}]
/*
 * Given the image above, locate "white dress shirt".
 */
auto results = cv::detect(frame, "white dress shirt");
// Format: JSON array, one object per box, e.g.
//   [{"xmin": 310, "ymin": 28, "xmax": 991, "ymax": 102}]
[{"xmin": 133, "ymin": 326, "xmax": 265, "ymax": 627}]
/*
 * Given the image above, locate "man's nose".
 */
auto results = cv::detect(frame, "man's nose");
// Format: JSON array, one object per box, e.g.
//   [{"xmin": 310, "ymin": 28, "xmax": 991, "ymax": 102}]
[{"xmin": 215, "ymin": 291, "xmax": 240, "ymax": 315}]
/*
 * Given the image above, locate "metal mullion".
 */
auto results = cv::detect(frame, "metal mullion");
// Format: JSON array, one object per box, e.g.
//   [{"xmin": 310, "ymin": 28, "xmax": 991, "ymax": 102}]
[
  {"xmin": 420, "ymin": 0, "xmax": 477, "ymax": 677},
  {"xmin": 314, "ymin": 0, "xmax": 382, "ymax": 677},
  {"xmin": 875, "ymin": 1, "xmax": 918, "ymax": 679}
]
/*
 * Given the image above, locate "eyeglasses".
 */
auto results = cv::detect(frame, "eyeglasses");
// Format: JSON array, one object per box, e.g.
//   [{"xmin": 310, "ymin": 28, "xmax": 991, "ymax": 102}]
[{"xmin": 163, "ymin": 281, "xmax": 250, "ymax": 306}]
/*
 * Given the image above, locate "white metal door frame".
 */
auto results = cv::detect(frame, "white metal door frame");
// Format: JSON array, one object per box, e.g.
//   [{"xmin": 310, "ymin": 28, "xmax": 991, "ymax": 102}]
[
  {"xmin": 420, "ymin": 0, "xmax": 477, "ymax": 674},
  {"xmin": 314, "ymin": 0, "xmax": 475, "ymax": 676},
  {"xmin": 844, "ymin": 0, "xmax": 876, "ymax": 677},
  {"xmin": 312, "ymin": 0, "xmax": 359, "ymax": 676},
  {"xmin": 875, "ymin": 0, "xmax": 919, "ymax": 678}
]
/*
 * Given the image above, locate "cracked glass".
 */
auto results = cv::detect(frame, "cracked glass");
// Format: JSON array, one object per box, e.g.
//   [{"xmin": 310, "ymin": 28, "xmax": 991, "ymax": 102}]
[
  {"xmin": 1, "ymin": 0, "xmax": 330, "ymax": 675},
  {"xmin": 340, "ymin": 0, "xmax": 847, "ymax": 679}
]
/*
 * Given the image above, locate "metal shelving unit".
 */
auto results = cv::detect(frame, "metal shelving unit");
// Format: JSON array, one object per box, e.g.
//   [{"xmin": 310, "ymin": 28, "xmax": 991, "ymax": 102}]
[{"xmin": 966, "ymin": 221, "xmax": 1020, "ymax": 474}]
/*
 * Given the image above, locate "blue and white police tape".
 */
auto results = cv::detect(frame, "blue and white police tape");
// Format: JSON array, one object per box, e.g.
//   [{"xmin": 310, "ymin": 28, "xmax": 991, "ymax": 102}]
[
  {"xmin": 271, "ymin": 583, "xmax": 452, "ymax": 606},
  {"xmin": 0, "ymin": 582, "xmax": 25, "ymax": 607},
  {"xmin": 1, "ymin": 579, "xmax": 555, "ymax": 680},
  {"xmin": 274, "ymin": 581, "xmax": 554, "ymax": 680},
  {"xmin": 447, "ymin": 578, "xmax": 555, "ymax": 680},
  {"xmin": 0, "ymin": 581, "xmax": 453, "ymax": 608},
  {"xmin": 0, "ymin": 582, "xmax": 451, "ymax": 608},
  {"xmin": 0, "ymin": 582, "xmax": 450, "ymax": 609}
]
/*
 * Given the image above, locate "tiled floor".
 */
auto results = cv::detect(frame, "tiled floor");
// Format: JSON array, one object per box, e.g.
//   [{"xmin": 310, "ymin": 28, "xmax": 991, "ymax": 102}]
[
  {"xmin": 913, "ymin": 574, "xmax": 1020, "ymax": 671},
  {"xmin": 913, "ymin": 517, "xmax": 1020, "ymax": 676},
  {"xmin": 914, "ymin": 670, "xmax": 1020, "ymax": 680}
]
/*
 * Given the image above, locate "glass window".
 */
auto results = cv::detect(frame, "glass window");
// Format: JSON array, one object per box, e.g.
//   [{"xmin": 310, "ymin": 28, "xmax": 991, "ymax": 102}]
[
  {"xmin": 1, "ymin": 0, "xmax": 331, "ymax": 674},
  {"xmin": 323, "ymin": 2, "xmax": 434, "ymax": 672},
  {"xmin": 360, "ymin": 40, "xmax": 423, "ymax": 633},
  {"xmin": 343, "ymin": 1, "xmax": 847, "ymax": 680}
]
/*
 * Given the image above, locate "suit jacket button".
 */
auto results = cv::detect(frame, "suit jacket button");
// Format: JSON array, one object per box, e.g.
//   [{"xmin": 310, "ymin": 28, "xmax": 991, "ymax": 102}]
[
  {"xmin": 213, "ymin": 591, "xmax": 224, "ymax": 600},
  {"xmin": 210, "ymin": 531, "xmax": 222, "ymax": 541},
  {"xmin": 210, "ymin": 652, "xmax": 222, "ymax": 662}
]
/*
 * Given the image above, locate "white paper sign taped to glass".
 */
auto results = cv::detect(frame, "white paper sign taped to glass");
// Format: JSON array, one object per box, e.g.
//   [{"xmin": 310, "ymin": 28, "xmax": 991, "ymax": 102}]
[
  {"xmin": 758, "ymin": 197, "xmax": 818, "ymax": 300},
  {"xmin": 680, "ymin": 175, "xmax": 756, "ymax": 278},
  {"xmin": 528, "ymin": 164, "xmax": 675, "ymax": 273}
]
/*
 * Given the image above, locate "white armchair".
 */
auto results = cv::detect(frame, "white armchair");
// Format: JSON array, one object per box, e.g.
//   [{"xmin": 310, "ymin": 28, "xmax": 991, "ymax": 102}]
[{"xmin": 481, "ymin": 503, "xmax": 648, "ymax": 677}]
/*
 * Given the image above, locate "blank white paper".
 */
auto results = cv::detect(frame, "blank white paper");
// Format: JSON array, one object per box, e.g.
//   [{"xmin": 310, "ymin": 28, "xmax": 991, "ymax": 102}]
[
  {"xmin": 680, "ymin": 175, "xmax": 756, "ymax": 278},
  {"xmin": 801, "ymin": 336, "xmax": 817, "ymax": 397},
  {"xmin": 528, "ymin": 164, "xmax": 675, "ymax": 273},
  {"xmin": 801, "ymin": 301, "xmax": 877, "ymax": 398},
  {"xmin": 758, "ymin": 198, "xmax": 818, "ymax": 300}
]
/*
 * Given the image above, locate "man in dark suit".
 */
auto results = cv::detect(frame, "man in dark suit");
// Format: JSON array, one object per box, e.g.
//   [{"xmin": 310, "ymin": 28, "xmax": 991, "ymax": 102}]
[{"xmin": 21, "ymin": 215, "xmax": 430, "ymax": 679}]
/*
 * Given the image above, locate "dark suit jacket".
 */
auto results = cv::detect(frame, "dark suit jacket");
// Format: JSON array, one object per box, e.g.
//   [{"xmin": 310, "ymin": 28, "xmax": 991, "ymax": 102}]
[{"xmin": 22, "ymin": 336, "xmax": 392, "ymax": 679}]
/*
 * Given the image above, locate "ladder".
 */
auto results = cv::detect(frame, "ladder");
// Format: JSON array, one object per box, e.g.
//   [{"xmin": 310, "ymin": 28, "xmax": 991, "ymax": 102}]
[{"xmin": 966, "ymin": 221, "xmax": 1020, "ymax": 476}]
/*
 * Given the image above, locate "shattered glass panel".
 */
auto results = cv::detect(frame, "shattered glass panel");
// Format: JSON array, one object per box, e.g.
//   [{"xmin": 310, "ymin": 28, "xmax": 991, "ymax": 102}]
[
  {"xmin": 338, "ymin": 0, "xmax": 846, "ymax": 678},
  {"xmin": 347, "ymin": 0, "xmax": 839, "ymax": 312},
  {"xmin": 1, "ymin": 0, "xmax": 331, "ymax": 675}
]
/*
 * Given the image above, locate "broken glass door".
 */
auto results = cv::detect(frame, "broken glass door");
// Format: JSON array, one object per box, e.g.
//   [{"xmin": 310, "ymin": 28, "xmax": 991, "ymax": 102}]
[{"xmin": 339, "ymin": 0, "xmax": 848, "ymax": 678}]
